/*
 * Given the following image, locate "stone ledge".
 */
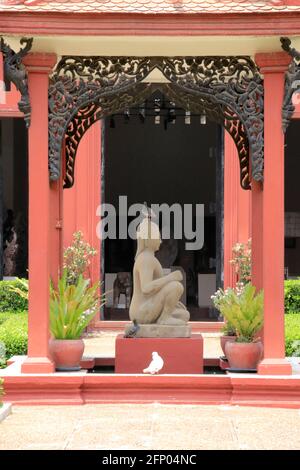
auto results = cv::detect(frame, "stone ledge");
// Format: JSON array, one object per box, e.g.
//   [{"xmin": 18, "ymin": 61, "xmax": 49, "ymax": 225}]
[
  {"xmin": 2, "ymin": 371, "xmax": 300, "ymax": 408},
  {"xmin": 124, "ymin": 323, "xmax": 191, "ymax": 338}
]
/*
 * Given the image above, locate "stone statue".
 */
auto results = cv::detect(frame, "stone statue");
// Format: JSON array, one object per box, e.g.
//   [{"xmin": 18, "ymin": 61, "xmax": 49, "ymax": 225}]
[
  {"xmin": 3, "ymin": 228, "xmax": 18, "ymax": 276},
  {"xmin": 125, "ymin": 210, "xmax": 190, "ymax": 338},
  {"xmin": 113, "ymin": 272, "xmax": 132, "ymax": 308}
]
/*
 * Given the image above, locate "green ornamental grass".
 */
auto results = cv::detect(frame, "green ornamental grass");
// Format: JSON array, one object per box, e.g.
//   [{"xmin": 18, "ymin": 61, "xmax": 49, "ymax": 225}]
[
  {"xmin": 215, "ymin": 284, "xmax": 264, "ymax": 343},
  {"xmin": 50, "ymin": 269, "xmax": 105, "ymax": 340}
]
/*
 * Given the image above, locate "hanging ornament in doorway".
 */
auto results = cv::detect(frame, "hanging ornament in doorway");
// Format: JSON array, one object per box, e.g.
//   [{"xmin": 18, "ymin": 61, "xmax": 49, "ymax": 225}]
[
  {"xmin": 185, "ymin": 110, "xmax": 191, "ymax": 125},
  {"xmin": 154, "ymin": 98, "xmax": 160, "ymax": 124}
]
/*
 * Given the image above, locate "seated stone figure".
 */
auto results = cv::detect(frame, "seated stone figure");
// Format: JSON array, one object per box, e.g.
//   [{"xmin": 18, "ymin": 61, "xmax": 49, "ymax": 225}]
[{"xmin": 126, "ymin": 213, "xmax": 190, "ymax": 338}]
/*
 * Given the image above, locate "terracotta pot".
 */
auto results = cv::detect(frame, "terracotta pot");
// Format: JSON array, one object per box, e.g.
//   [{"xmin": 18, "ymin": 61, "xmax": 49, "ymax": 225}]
[
  {"xmin": 49, "ymin": 339, "xmax": 84, "ymax": 371},
  {"xmin": 225, "ymin": 340, "xmax": 263, "ymax": 370},
  {"xmin": 220, "ymin": 335, "xmax": 237, "ymax": 356}
]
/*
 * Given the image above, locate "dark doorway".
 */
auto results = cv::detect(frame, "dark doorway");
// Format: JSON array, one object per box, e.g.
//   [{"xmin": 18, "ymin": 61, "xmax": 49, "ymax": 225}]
[
  {"xmin": 0, "ymin": 117, "xmax": 28, "ymax": 279},
  {"xmin": 285, "ymin": 119, "xmax": 300, "ymax": 278},
  {"xmin": 101, "ymin": 91, "xmax": 223, "ymax": 321}
]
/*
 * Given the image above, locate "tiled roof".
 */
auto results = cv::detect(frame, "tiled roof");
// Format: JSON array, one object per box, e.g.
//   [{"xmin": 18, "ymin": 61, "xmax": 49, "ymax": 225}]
[{"xmin": 1, "ymin": 0, "xmax": 300, "ymax": 15}]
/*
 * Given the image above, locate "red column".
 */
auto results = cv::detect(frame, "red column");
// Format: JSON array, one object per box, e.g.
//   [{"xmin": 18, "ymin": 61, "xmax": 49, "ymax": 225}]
[
  {"xmin": 255, "ymin": 53, "xmax": 292, "ymax": 375},
  {"xmin": 21, "ymin": 53, "xmax": 57, "ymax": 374},
  {"xmin": 224, "ymin": 132, "xmax": 251, "ymax": 288}
]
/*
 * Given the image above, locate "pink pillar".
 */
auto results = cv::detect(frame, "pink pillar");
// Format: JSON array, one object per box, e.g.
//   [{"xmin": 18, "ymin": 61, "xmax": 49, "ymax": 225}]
[
  {"xmin": 21, "ymin": 53, "xmax": 57, "ymax": 374},
  {"xmin": 224, "ymin": 132, "xmax": 251, "ymax": 288},
  {"xmin": 255, "ymin": 53, "xmax": 292, "ymax": 375}
]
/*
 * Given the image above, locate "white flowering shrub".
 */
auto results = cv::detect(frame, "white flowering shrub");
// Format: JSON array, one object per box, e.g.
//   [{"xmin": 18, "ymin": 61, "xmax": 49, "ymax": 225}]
[{"xmin": 63, "ymin": 231, "xmax": 97, "ymax": 286}]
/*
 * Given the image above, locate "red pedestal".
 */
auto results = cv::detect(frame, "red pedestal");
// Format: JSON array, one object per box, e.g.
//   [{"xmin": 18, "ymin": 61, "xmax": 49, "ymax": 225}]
[{"xmin": 115, "ymin": 334, "xmax": 203, "ymax": 374}]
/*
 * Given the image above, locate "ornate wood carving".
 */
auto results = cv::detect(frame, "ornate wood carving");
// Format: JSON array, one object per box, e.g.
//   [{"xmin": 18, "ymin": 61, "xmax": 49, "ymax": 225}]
[
  {"xmin": 281, "ymin": 37, "xmax": 300, "ymax": 132},
  {"xmin": 64, "ymin": 83, "xmax": 152, "ymax": 188},
  {"xmin": 163, "ymin": 84, "xmax": 251, "ymax": 190},
  {"xmin": 0, "ymin": 37, "xmax": 33, "ymax": 127},
  {"xmin": 49, "ymin": 55, "xmax": 264, "ymax": 189}
]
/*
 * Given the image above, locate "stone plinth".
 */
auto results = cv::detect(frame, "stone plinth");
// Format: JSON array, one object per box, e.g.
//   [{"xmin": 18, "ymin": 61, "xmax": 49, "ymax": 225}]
[
  {"xmin": 115, "ymin": 334, "xmax": 203, "ymax": 374},
  {"xmin": 124, "ymin": 323, "xmax": 191, "ymax": 338}
]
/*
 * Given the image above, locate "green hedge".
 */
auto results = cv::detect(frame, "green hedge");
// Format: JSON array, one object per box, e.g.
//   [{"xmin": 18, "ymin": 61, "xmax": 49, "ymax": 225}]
[
  {"xmin": 0, "ymin": 310, "xmax": 26, "ymax": 326},
  {"xmin": 285, "ymin": 313, "xmax": 300, "ymax": 356},
  {"xmin": 0, "ymin": 312, "xmax": 9, "ymax": 326},
  {"xmin": 284, "ymin": 280, "xmax": 300, "ymax": 313},
  {"xmin": 0, "ymin": 279, "xmax": 28, "ymax": 312},
  {"xmin": 0, "ymin": 311, "xmax": 28, "ymax": 362}
]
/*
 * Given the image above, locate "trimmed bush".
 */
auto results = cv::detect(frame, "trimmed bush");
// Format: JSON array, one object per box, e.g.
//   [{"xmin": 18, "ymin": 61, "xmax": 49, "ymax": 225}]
[
  {"xmin": 284, "ymin": 280, "xmax": 300, "ymax": 313},
  {"xmin": 285, "ymin": 313, "xmax": 300, "ymax": 356},
  {"xmin": 0, "ymin": 311, "xmax": 28, "ymax": 360},
  {"xmin": 0, "ymin": 279, "xmax": 28, "ymax": 312}
]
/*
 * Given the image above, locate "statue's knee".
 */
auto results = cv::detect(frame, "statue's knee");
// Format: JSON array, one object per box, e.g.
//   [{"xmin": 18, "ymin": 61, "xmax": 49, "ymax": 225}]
[
  {"xmin": 172, "ymin": 281, "xmax": 184, "ymax": 298},
  {"xmin": 182, "ymin": 310, "xmax": 190, "ymax": 322}
]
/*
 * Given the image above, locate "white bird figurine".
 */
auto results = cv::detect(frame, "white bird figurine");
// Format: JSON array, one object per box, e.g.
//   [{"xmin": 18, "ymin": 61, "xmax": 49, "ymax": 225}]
[{"xmin": 143, "ymin": 352, "xmax": 164, "ymax": 375}]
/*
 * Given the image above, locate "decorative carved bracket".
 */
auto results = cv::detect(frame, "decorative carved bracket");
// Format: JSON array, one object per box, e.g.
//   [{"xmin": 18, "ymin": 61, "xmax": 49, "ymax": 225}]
[
  {"xmin": 281, "ymin": 37, "xmax": 300, "ymax": 132},
  {"xmin": 49, "ymin": 55, "xmax": 264, "ymax": 189},
  {"xmin": 0, "ymin": 37, "xmax": 33, "ymax": 128}
]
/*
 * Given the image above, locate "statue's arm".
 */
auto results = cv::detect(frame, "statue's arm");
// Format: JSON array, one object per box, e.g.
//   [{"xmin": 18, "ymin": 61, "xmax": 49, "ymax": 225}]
[{"xmin": 139, "ymin": 266, "xmax": 182, "ymax": 295}]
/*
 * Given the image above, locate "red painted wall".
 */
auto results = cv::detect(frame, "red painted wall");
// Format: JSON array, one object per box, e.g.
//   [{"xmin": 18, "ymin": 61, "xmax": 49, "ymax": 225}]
[
  {"xmin": 63, "ymin": 121, "xmax": 101, "ymax": 285},
  {"xmin": 0, "ymin": 85, "xmax": 22, "ymax": 118},
  {"xmin": 223, "ymin": 132, "xmax": 251, "ymax": 288}
]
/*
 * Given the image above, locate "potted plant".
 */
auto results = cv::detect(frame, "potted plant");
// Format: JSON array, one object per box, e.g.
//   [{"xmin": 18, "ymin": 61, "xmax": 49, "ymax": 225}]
[
  {"xmin": 220, "ymin": 321, "xmax": 237, "ymax": 356},
  {"xmin": 49, "ymin": 269, "xmax": 105, "ymax": 371},
  {"xmin": 212, "ymin": 239, "xmax": 252, "ymax": 359},
  {"xmin": 211, "ymin": 287, "xmax": 237, "ymax": 357},
  {"xmin": 217, "ymin": 283, "xmax": 264, "ymax": 370},
  {"xmin": 49, "ymin": 231, "xmax": 105, "ymax": 371}
]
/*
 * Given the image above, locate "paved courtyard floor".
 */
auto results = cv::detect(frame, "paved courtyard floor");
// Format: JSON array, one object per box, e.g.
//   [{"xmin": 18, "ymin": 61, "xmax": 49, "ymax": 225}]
[
  {"xmin": 2, "ymin": 331, "xmax": 300, "ymax": 450},
  {"xmin": 1, "ymin": 403, "xmax": 300, "ymax": 450}
]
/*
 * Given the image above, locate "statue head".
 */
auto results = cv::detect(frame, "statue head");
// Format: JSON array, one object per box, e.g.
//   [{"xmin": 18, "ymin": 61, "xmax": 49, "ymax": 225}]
[{"xmin": 135, "ymin": 216, "xmax": 161, "ymax": 258}]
